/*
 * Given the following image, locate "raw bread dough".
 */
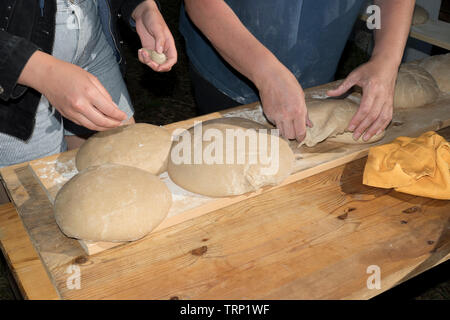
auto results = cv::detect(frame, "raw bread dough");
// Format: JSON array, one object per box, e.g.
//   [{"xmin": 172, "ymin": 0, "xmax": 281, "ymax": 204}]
[
  {"xmin": 394, "ymin": 64, "xmax": 440, "ymax": 109},
  {"xmin": 144, "ymin": 49, "xmax": 167, "ymax": 64},
  {"xmin": 419, "ymin": 53, "xmax": 450, "ymax": 93},
  {"xmin": 300, "ymin": 99, "xmax": 385, "ymax": 147},
  {"xmin": 54, "ymin": 164, "xmax": 172, "ymax": 242},
  {"xmin": 412, "ymin": 5, "xmax": 429, "ymax": 25},
  {"xmin": 168, "ymin": 117, "xmax": 295, "ymax": 197},
  {"xmin": 76, "ymin": 123, "xmax": 172, "ymax": 175}
]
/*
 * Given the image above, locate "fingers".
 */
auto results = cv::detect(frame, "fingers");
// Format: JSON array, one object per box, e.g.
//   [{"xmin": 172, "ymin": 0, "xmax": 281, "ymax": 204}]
[
  {"xmin": 138, "ymin": 48, "xmax": 161, "ymax": 71},
  {"xmin": 327, "ymin": 73, "xmax": 358, "ymax": 97},
  {"xmin": 361, "ymin": 104, "xmax": 393, "ymax": 141},
  {"xmin": 281, "ymin": 120, "xmax": 296, "ymax": 140},
  {"xmin": 306, "ymin": 114, "xmax": 313, "ymax": 128},
  {"xmin": 160, "ymin": 30, "xmax": 178, "ymax": 69},
  {"xmin": 87, "ymin": 77, "xmax": 127, "ymax": 122},
  {"xmin": 350, "ymin": 95, "xmax": 383, "ymax": 141},
  {"xmin": 89, "ymin": 75, "xmax": 114, "ymax": 102},
  {"xmin": 73, "ymin": 112, "xmax": 111, "ymax": 132},
  {"xmin": 275, "ymin": 120, "xmax": 285, "ymax": 138},
  {"xmin": 294, "ymin": 116, "xmax": 307, "ymax": 142},
  {"xmin": 347, "ymin": 89, "xmax": 376, "ymax": 132},
  {"xmin": 60, "ymin": 105, "xmax": 113, "ymax": 132}
]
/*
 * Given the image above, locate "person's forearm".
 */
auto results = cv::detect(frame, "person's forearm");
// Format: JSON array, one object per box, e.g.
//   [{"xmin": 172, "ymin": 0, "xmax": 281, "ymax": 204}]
[
  {"xmin": 131, "ymin": 0, "xmax": 159, "ymax": 21},
  {"xmin": 184, "ymin": 0, "xmax": 284, "ymax": 89},
  {"xmin": 372, "ymin": 0, "xmax": 415, "ymax": 66},
  {"xmin": 18, "ymin": 50, "xmax": 56, "ymax": 94}
]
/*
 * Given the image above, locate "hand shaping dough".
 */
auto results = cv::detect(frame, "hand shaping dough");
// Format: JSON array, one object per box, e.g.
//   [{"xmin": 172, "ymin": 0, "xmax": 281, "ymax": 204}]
[
  {"xmin": 394, "ymin": 64, "xmax": 440, "ymax": 109},
  {"xmin": 412, "ymin": 5, "xmax": 429, "ymax": 26},
  {"xmin": 300, "ymin": 99, "xmax": 385, "ymax": 147},
  {"xmin": 54, "ymin": 164, "xmax": 172, "ymax": 242},
  {"xmin": 168, "ymin": 117, "xmax": 295, "ymax": 197},
  {"xmin": 419, "ymin": 53, "xmax": 450, "ymax": 93},
  {"xmin": 76, "ymin": 123, "xmax": 172, "ymax": 175},
  {"xmin": 144, "ymin": 48, "xmax": 167, "ymax": 64}
]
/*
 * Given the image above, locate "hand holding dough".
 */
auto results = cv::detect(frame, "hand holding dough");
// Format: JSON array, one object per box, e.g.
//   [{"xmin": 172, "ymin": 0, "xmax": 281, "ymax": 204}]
[
  {"xmin": 168, "ymin": 117, "xmax": 294, "ymax": 197},
  {"xmin": 300, "ymin": 99, "xmax": 385, "ymax": 147},
  {"xmin": 143, "ymin": 48, "xmax": 167, "ymax": 64}
]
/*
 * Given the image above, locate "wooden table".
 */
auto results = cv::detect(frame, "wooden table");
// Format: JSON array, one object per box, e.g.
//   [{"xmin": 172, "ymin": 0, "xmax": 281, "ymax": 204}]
[{"xmin": 1, "ymin": 120, "xmax": 449, "ymax": 299}]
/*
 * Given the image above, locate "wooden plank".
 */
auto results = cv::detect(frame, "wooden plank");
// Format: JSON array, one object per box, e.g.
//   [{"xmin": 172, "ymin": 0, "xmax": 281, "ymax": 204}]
[
  {"xmin": 360, "ymin": 14, "xmax": 450, "ymax": 51},
  {"xmin": 0, "ymin": 164, "xmax": 86, "ymax": 272},
  {"xmin": 0, "ymin": 203, "xmax": 60, "ymax": 300},
  {"xmin": 1, "ymin": 127, "xmax": 449, "ymax": 299},
  {"xmin": 51, "ymin": 153, "xmax": 450, "ymax": 299},
  {"xmin": 28, "ymin": 93, "xmax": 450, "ymax": 255},
  {"xmin": 0, "ymin": 180, "xmax": 10, "ymax": 205},
  {"xmin": 411, "ymin": 19, "xmax": 450, "ymax": 51}
]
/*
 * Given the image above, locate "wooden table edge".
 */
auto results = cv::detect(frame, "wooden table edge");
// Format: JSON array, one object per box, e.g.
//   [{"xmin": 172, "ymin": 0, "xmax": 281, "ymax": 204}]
[{"xmin": 0, "ymin": 202, "xmax": 60, "ymax": 300}]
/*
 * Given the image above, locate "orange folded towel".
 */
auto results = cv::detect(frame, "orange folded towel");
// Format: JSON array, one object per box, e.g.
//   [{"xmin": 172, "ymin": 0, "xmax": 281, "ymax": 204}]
[{"xmin": 363, "ymin": 131, "xmax": 450, "ymax": 200}]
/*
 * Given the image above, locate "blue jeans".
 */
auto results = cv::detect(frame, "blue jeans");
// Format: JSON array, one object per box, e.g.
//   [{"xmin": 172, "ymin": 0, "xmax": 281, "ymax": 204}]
[{"xmin": 0, "ymin": 0, "xmax": 134, "ymax": 167}]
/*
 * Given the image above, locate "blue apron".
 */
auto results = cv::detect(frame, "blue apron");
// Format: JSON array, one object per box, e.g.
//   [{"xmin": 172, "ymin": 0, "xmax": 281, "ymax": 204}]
[{"xmin": 180, "ymin": 0, "xmax": 366, "ymax": 104}]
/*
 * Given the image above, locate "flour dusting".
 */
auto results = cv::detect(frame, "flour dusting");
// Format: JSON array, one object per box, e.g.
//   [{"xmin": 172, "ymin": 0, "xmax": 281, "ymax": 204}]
[{"xmin": 222, "ymin": 104, "xmax": 270, "ymax": 125}]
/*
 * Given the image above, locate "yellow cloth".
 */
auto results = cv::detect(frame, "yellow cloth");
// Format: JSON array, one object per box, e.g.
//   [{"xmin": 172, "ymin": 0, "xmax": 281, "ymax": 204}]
[{"xmin": 363, "ymin": 131, "xmax": 450, "ymax": 200}]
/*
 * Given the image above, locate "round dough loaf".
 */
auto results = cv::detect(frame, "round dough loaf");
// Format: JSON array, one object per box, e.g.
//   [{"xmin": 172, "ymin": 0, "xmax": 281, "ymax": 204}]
[
  {"xmin": 168, "ymin": 117, "xmax": 295, "ymax": 197},
  {"xmin": 76, "ymin": 123, "xmax": 172, "ymax": 175},
  {"xmin": 54, "ymin": 164, "xmax": 172, "ymax": 242},
  {"xmin": 419, "ymin": 53, "xmax": 450, "ymax": 93},
  {"xmin": 412, "ymin": 5, "xmax": 429, "ymax": 25},
  {"xmin": 300, "ymin": 99, "xmax": 385, "ymax": 147},
  {"xmin": 394, "ymin": 64, "xmax": 440, "ymax": 109}
]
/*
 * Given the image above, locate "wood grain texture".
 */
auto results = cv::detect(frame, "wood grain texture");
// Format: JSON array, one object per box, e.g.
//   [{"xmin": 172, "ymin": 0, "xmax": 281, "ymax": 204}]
[
  {"xmin": 27, "ymin": 93, "xmax": 450, "ymax": 255},
  {"xmin": 1, "ymin": 128, "xmax": 449, "ymax": 299},
  {"xmin": 0, "ymin": 203, "xmax": 60, "ymax": 300},
  {"xmin": 52, "ymin": 154, "xmax": 450, "ymax": 299}
]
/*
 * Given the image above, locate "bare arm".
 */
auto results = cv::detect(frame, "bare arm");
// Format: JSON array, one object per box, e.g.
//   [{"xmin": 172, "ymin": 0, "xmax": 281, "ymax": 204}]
[
  {"xmin": 18, "ymin": 51, "xmax": 127, "ymax": 131},
  {"xmin": 372, "ymin": 0, "xmax": 415, "ymax": 66},
  {"xmin": 184, "ymin": 0, "xmax": 310, "ymax": 141},
  {"xmin": 328, "ymin": 0, "xmax": 415, "ymax": 141}
]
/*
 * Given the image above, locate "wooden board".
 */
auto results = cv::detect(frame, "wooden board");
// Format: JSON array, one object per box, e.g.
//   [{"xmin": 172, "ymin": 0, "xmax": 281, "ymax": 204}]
[
  {"xmin": 0, "ymin": 203, "xmax": 60, "ymax": 300},
  {"xmin": 411, "ymin": 19, "xmax": 450, "ymax": 51},
  {"xmin": 1, "ymin": 127, "xmax": 450, "ymax": 299},
  {"xmin": 360, "ymin": 14, "xmax": 450, "ymax": 50},
  {"xmin": 3, "ymin": 149, "xmax": 450, "ymax": 299},
  {"xmin": 27, "ymin": 90, "xmax": 450, "ymax": 255}
]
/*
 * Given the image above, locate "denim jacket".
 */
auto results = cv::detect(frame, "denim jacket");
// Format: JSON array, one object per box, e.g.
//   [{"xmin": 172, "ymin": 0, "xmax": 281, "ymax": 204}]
[{"xmin": 0, "ymin": 0, "xmax": 145, "ymax": 141}]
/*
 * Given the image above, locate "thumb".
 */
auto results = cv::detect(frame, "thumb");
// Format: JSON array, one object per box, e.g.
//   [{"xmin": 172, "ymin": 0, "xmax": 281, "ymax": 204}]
[
  {"xmin": 327, "ymin": 75, "xmax": 358, "ymax": 97},
  {"xmin": 150, "ymin": 24, "xmax": 166, "ymax": 54}
]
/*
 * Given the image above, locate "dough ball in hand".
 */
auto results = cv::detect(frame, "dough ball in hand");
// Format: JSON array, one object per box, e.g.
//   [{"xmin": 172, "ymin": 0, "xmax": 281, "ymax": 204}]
[
  {"xmin": 168, "ymin": 117, "xmax": 295, "ymax": 197},
  {"xmin": 76, "ymin": 123, "xmax": 172, "ymax": 175},
  {"xmin": 143, "ymin": 49, "xmax": 167, "ymax": 65},
  {"xmin": 300, "ymin": 98, "xmax": 385, "ymax": 147},
  {"xmin": 54, "ymin": 164, "xmax": 172, "ymax": 242},
  {"xmin": 394, "ymin": 64, "xmax": 440, "ymax": 109},
  {"xmin": 419, "ymin": 53, "xmax": 450, "ymax": 93}
]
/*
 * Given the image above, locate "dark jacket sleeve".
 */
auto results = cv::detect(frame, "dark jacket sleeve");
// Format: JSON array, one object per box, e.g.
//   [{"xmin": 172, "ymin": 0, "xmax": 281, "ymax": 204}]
[{"xmin": 0, "ymin": 30, "xmax": 39, "ymax": 101}]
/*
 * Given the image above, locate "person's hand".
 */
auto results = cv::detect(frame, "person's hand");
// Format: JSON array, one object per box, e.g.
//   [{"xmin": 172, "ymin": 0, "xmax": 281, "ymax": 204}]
[
  {"xmin": 256, "ymin": 65, "xmax": 312, "ymax": 142},
  {"xmin": 327, "ymin": 57, "xmax": 398, "ymax": 141},
  {"xmin": 132, "ymin": 0, "xmax": 177, "ymax": 72},
  {"xmin": 19, "ymin": 51, "xmax": 127, "ymax": 131}
]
